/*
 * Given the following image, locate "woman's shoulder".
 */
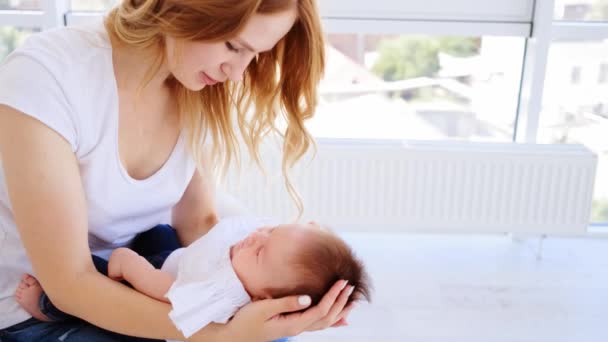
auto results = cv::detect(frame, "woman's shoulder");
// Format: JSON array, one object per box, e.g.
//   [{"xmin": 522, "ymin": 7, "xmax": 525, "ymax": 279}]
[
  {"xmin": 14, "ymin": 23, "xmax": 110, "ymax": 69},
  {"xmin": 0, "ymin": 23, "xmax": 116, "ymax": 154},
  {"xmin": 1, "ymin": 22, "xmax": 116, "ymax": 107}
]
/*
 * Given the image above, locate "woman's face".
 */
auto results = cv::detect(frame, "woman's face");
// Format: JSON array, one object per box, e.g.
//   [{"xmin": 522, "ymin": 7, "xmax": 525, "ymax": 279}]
[{"xmin": 165, "ymin": 9, "xmax": 298, "ymax": 91}]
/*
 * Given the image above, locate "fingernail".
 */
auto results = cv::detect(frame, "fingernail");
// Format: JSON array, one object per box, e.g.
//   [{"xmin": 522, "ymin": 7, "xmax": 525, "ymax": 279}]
[
  {"xmin": 341, "ymin": 280, "xmax": 349, "ymax": 290},
  {"xmin": 348, "ymin": 286, "xmax": 355, "ymax": 296},
  {"xmin": 298, "ymin": 295, "xmax": 311, "ymax": 306}
]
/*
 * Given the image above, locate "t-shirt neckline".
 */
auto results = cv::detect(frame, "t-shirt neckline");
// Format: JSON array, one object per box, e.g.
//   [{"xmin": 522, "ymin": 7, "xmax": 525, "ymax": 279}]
[{"xmin": 101, "ymin": 23, "xmax": 184, "ymax": 185}]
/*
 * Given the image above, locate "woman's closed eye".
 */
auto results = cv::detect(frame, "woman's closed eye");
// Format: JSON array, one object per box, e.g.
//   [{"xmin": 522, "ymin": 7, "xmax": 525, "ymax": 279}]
[{"xmin": 225, "ymin": 41, "xmax": 240, "ymax": 53}]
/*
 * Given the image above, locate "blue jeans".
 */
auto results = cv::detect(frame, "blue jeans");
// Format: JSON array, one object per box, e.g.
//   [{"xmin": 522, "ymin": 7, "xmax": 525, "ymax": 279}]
[
  {"xmin": 0, "ymin": 225, "xmax": 290, "ymax": 341},
  {"xmin": 0, "ymin": 320, "xmax": 290, "ymax": 341},
  {"xmin": 0, "ymin": 317, "xmax": 161, "ymax": 341}
]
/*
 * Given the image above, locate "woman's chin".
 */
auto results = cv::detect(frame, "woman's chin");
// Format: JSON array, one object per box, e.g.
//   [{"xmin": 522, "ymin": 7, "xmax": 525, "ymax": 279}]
[
  {"xmin": 185, "ymin": 82, "xmax": 206, "ymax": 92},
  {"xmin": 173, "ymin": 76, "xmax": 206, "ymax": 91}
]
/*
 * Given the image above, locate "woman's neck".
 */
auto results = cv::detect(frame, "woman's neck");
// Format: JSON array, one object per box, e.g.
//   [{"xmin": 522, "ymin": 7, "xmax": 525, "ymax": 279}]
[{"xmin": 110, "ymin": 36, "xmax": 172, "ymax": 95}]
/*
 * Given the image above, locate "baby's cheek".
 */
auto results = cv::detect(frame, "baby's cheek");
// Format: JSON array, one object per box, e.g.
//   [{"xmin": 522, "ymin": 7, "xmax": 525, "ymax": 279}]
[{"xmin": 232, "ymin": 255, "xmax": 256, "ymax": 291}]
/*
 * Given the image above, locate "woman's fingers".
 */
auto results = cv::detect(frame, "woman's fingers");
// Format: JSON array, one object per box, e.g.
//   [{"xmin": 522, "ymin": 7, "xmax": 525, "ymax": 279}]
[
  {"xmin": 258, "ymin": 280, "xmax": 352, "ymax": 338},
  {"xmin": 297, "ymin": 280, "xmax": 349, "ymax": 331},
  {"xmin": 321, "ymin": 284, "xmax": 354, "ymax": 326},
  {"xmin": 273, "ymin": 279, "xmax": 347, "ymax": 335},
  {"xmin": 226, "ymin": 295, "xmax": 313, "ymax": 341},
  {"xmin": 332, "ymin": 302, "xmax": 356, "ymax": 327},
  {"xmin": 263, "ymin": 295, "xmax": 312, "ymax": 318},
  {"xmin": 330, "ymin": 318, "xmax": 348, "ymax": 328},
  {"xmin": 304, "ymin": 284, "xmax": 353, "ymax": 331}
]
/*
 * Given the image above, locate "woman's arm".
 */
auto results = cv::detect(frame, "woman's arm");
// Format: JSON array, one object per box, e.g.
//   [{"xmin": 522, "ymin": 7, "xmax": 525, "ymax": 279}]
[
  {"xmin": 172, "ymin": 149, "xmax": 219, "ymax": 246},
  {"xmin": 0, "ymin": 106, "xmax": 226, "ymax": 341},
  {"xmin": 108, "ymin": 248, "xmax": 174, "ymax": 303}
]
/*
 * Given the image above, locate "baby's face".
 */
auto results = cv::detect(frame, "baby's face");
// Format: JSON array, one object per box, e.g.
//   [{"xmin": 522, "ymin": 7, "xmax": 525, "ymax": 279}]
[{"xmin": 230, "ymin": 222, "xmax": 320, "ymax": 300}]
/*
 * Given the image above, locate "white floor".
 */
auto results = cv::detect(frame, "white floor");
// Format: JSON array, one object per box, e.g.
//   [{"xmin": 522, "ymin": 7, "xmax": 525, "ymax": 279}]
[{"xmin": 297, "ymin": 232, "xmax": 608, "ymax": 342}]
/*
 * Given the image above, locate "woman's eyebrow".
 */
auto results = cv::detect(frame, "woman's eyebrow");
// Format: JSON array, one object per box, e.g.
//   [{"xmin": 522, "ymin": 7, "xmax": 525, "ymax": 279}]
[
  {"xmin": 235, "ymin": 37, "xmax": 273, "ymax": 54},
  {"xmin": 235, "ymin": 37, "xmax": 257, "ymax": 53}
]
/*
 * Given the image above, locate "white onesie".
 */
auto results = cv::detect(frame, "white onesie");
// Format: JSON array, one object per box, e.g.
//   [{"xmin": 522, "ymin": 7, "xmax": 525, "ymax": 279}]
[{"xmin": 161, "ymin": 216, "xmax": 276, "ymax": 339}]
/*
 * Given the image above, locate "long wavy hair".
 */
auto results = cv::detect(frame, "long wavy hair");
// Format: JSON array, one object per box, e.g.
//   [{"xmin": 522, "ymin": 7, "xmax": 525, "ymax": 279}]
[{"xmin": 104, "ymin": 0, "xmax": 325, "ymax": 217}]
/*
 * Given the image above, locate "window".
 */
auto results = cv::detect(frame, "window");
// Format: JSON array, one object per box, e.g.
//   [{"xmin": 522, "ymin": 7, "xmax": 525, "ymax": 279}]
[
  {"xmin": 599, "ymin": 63, "xmax": 608, "ymax": 83},
  {"xmin": 70, "ymin": 0, "xmax": 117, "ymax": 12},
  {"xmin": 0, "ymin": 1, "xmax": 40, "ymax": 61},
  {"xmin": 0, "ymin": 0, "xmax": 606, "ymax": 227},
  {"xmin": 554, "ymin": 0, "xmax": 608, "ymax": 21},
  {"xmin": 0, "ymin": 26, "xmax": 35, "ymax": 60},
  {"xmin": 308, "ymin": 34, "xmax": 525, "ymax": 142},
  {"xmin": 0, "ymin": 0, "xmax": 41, "ymax": 10},
  {"xmin": 539, "ymin": 40, "xmax": 608, "ymax": 223},
  {"xmin": 570, "ymin": 66, "xmax": 582, "ymax": 84}
]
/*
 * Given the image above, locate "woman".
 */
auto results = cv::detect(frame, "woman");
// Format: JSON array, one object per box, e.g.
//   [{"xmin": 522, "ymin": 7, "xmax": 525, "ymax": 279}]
[{"xmin": 0, "ymin": 0, "xmax": 354, "ymax": 341}]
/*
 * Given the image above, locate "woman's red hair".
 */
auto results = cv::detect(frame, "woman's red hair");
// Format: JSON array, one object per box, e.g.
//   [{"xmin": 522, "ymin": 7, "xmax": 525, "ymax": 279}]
[{"xmin": 105, "ymin": 0, "xmax": 325, "ymax": 215}]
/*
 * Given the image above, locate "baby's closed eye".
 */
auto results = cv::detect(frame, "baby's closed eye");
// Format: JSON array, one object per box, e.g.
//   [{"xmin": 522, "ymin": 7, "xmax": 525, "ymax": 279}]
[{"xmin": 256, "ymin": 245, "xmax": 264, "ymax": 262}]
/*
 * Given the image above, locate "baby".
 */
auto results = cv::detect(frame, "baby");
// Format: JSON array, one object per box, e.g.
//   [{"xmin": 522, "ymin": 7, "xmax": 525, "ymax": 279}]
[{"xmin": 15, "ymin": 216, "xmax": 371, "ymax": 338}]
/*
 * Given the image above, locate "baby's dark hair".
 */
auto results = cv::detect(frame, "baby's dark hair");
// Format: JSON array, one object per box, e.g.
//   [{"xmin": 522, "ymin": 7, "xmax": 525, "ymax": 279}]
[{"xmin": 264, "ymin": 226, "xmax": 372, "ymax": 306}]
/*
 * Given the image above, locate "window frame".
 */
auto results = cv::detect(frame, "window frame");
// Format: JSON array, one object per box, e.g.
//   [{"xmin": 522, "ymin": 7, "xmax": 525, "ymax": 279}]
[{"xmin": 2, "ymin": 0, "xmax": 608, "ymax": 226}]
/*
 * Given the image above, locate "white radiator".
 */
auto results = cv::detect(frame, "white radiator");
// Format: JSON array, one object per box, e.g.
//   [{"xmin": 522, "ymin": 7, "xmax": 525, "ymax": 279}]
[{"xmin": 219, "ymin": 140, "xmax": 597, "ymax": 235}]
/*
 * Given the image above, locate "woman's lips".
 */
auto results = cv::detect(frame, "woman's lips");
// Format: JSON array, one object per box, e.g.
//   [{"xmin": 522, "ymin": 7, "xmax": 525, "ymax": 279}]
[{"xmin": 199, "ymin": 71, "xmax": 219, "ymax": 86}]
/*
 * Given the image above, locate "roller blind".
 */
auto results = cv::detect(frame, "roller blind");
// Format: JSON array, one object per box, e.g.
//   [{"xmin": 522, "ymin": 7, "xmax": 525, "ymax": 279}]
[{"xmin": 320, "ymin": 0, "xmax": 534, "ymax": 22}]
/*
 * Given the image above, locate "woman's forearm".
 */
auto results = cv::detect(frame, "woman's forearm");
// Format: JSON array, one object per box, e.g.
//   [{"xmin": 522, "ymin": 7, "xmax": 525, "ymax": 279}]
[
  {"xmin": 52, "ymin": 270, "xmax": 227, "ymax": 341},
  {"xmin": 172, "ymin": 164, "xmax": 219, "ymax": 247},
  {"xmin": 175, "ymin": 213, "xmax": 219, "ymax": 246}
]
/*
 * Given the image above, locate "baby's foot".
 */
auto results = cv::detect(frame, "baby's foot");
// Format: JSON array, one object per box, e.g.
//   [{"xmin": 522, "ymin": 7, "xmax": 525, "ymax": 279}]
[{"xmin": 14, "ymin": 274, "xmax": 52, "ymax": 322}]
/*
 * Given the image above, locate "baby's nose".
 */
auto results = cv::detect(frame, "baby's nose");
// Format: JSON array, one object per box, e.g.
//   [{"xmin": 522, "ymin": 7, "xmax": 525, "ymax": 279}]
[{"xmin": 250, "ymin": 230, "xmax": 269, "ymax": 243}]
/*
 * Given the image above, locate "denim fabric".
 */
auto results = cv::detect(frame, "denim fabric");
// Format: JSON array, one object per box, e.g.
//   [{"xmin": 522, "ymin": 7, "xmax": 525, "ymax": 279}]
[
  {"xmin": 130, "ymin": 224, "xmax": 181, "ymax": 265},
  {"xmin": 0, "ymin": 317, "xmax": 161, "ymax": 341},
  {"xmin": 0, "ymin": 319, "xmax": 289, "ymax": 342}
]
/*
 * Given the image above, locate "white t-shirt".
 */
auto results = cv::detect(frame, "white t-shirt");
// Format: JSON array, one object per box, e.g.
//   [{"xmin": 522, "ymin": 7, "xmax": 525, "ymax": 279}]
[{"xmin": 0, "ymin": 23, "xmax": 197, "ymax": 328}]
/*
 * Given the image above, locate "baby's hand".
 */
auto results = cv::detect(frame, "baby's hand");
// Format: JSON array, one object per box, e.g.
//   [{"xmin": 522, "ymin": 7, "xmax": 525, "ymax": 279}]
[{"xmin": 108, "ymin": 247, "xmax": 143, "ymax": 281}]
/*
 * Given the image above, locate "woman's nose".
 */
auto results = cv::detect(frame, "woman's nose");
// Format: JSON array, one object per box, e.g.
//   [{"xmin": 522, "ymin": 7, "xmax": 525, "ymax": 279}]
[{"xmin": 221, "ymin": 62, "xmax": 245, "ymax": 82}]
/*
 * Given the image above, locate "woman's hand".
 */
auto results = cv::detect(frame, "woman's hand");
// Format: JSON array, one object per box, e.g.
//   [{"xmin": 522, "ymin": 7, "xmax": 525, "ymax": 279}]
[
  {"xmin": 224, "ymin": 280, "xmax": 355, "ymax": 341},
  {"xmin": 302, "ymin": 280, "xmax": 356, "ymax": 331}
]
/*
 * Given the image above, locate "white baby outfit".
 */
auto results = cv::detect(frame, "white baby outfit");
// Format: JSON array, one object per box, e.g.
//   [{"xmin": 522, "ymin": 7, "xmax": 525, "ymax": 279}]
[{"xmin": 161, "ymin": 216, "xmax": 276, "ymax": 339}]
